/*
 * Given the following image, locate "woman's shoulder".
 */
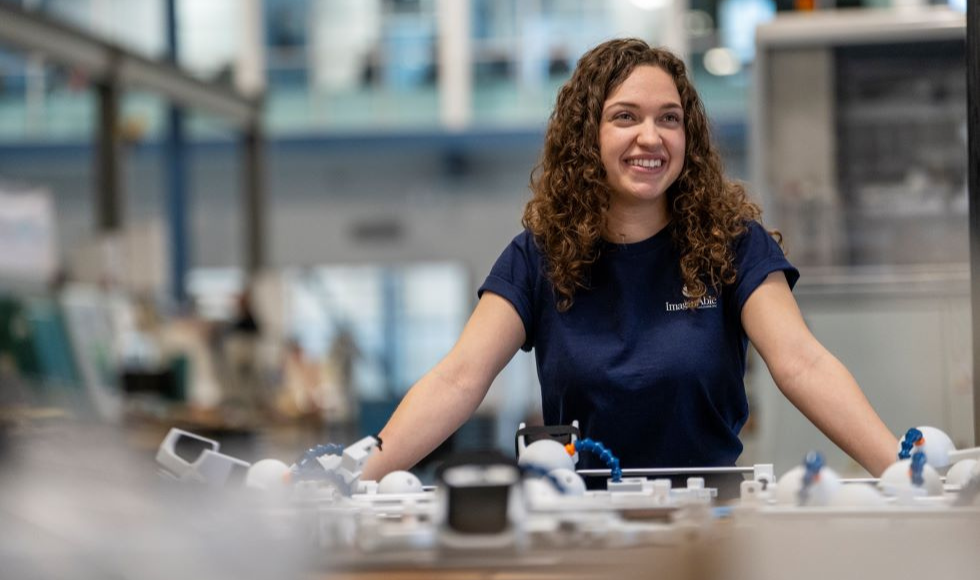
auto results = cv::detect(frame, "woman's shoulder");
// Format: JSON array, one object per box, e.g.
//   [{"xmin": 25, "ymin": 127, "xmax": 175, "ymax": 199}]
[
  {"xmin": 509, "ymin": 229, "xmax": 547, "ymax": 254},
  {"xmin": 737, "ymin": 219, "xmax": 777, "ymax": 243},
  {"xmin": 731, "ymin": 219, "xmax": 786, "ymax": 259},
  {"xmin": 741, "ymin": 218, "xmax": 767, "ymax": 233},
  {"xmin": 513, "ymin": 228, "xmax": 536, "ymax": 244},
  {"xmin": 495, "ymin": 229, "xmax": 545, "ymax": 265},
  {"xmin": 731, "ymin": 218, "xmax": 799, "ymax": 285}
]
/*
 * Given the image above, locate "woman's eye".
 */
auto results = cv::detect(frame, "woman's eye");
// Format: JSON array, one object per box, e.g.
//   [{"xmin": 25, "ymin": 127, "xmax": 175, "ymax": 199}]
[
  {"xmin": 662, "ymin": 113, "xmax": 682, "ymax": 124},
  {"xmin": 613, "ymin": 111, "xmax": 634, "ymax": 121}
]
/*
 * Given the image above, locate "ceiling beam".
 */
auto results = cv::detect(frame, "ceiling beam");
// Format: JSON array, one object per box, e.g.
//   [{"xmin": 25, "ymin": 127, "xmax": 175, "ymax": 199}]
[{"xmin": 0, "ymin": 3, "xmax": 259, "ymax": 127}]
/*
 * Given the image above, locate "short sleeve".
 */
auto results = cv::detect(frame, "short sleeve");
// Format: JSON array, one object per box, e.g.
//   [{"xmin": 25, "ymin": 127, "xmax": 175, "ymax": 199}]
[
  {"xmin": 732, "ymin": 221, "xmax": 800, "ymax": 312},
  {"xmin": 477, "ymin": 231, "xmax": 539, "ymax": 351}
]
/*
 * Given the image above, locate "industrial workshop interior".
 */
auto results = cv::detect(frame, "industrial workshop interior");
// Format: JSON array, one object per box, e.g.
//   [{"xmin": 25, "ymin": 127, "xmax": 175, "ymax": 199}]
[{"xmin": 0, "ymin": 0, "xmax": 978, "ymax": 578}]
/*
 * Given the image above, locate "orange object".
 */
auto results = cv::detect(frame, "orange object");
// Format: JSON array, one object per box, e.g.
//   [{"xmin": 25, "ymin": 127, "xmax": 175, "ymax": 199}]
[{"xmin": 565, "ymin": 443, "xmax": 576, "ymax": 456}]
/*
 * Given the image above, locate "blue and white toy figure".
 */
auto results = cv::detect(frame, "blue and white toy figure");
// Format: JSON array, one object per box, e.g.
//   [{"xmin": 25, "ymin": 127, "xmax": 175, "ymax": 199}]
[
  {"xmin": 880, "ymin": 427, "xmax": 944, "ymax": 497},
  {"xmin": 516, "ymin": 420, "xmax": 586, "ymax": 493},
  {"xmin": 878, "ymin": 457, "xmax": 943, "ymax": 497},
  {"xmin": 516, "ymin": 420, "xmax": 579, "ymax": 472},
  {"xmin": 515, "ymin": 420, "xmax": 630, "ymax": 492},
  {"xmin": 896, "ymin": 426, "xmax": 956, "ymax": 472}
]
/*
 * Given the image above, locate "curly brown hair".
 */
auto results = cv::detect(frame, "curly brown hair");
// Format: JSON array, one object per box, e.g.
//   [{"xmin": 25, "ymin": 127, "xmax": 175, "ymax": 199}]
[{"xmin": 523, "ymin": 38, "xmax": 777, "ymax": 312}]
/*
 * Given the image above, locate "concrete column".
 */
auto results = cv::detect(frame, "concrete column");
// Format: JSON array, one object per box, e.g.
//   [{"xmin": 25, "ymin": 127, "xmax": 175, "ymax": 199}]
[{"xmin": 436, "ymin": 0, "xmax": 472, "ymax": 130}]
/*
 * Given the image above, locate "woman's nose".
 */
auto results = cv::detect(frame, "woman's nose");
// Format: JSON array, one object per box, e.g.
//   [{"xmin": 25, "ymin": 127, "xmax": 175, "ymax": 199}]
[{"xmin": 636, "ymin": 120, "xmax": 662, "ymax": 147}]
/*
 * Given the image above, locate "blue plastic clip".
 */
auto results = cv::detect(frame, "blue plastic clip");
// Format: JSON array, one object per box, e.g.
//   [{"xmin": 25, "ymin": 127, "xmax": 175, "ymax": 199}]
[
  {"xmin": 797, "ymin": 450, "xmax": 824, "ymax": 505},
  {"xmin": 575, "ymin": 438, "xmax": 623, "ymax": 482},
  {"xmin": 898, "ymin": 427, "xmax": 923, "ymax": 460},
  {"xmin": 910, "ymin": 451, "xmax": 927, "ymax": 487},
  {"xmin": 294, "ymin": 443, "xmax": 345, "ymax": 474}
]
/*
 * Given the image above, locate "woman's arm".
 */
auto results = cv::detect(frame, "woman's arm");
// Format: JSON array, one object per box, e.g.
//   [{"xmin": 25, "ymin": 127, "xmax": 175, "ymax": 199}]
[
  {"xmin": 742, "ymin": 272, "xmax": 898, "ymax": 477},
  {"xmin": 361, "ymin": 291, "xmax": 526, "ymax": 480}
]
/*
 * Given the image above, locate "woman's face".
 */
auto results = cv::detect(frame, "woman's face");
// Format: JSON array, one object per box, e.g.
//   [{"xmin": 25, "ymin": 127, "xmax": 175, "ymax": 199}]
[{"xmin": 598, "ymin": 65, "xmax": 686, "ymax": 213}]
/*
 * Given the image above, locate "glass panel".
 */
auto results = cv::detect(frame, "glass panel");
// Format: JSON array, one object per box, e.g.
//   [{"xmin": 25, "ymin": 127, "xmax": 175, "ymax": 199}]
[
  {"xmin": 281, "ymin": 261, "xmax": 467, "ymax": 402},
  {"xmin": 833, "ymin": 41, "xmax": 968, "ymax": 267},
  {"xmin": 0, "ymin": 0, "xmax": 766, "ymax": 143},
  {"xmin": 39, "ymin": 0, "xmax": 166, "ymax": 61},
  {"xmin": 269, "ymin": 0, "xmax": 441, "ymax": 133}
]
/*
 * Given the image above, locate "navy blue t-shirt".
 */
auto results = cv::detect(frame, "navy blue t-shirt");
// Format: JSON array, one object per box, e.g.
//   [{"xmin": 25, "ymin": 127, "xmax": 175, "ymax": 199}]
[{"xmin": 478, "ymin": 221, "xmax": 799, "ymax": 471}]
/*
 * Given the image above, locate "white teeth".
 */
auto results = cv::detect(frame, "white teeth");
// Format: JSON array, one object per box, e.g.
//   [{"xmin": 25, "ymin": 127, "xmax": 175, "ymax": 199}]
[{"xmin": 628, "ymin": 158, "xmax": 663, "ymax": 168}]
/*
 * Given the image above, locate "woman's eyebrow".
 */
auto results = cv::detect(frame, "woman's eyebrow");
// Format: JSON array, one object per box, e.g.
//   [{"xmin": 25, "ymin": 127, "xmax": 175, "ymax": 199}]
[{"xmin": 604, "ymin": 101, "xmax": 683, "ymax": 113}]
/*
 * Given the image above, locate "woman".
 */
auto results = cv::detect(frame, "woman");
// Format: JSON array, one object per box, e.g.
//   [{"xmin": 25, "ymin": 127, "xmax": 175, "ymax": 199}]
[{"xmin": 362, "ymin": 39, "xmax": 897, "ymax": 483}]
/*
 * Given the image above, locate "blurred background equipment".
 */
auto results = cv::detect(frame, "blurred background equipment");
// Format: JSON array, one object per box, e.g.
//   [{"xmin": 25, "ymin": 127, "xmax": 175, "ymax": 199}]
[{"xmin": 748, "ymin": 6, "xmax": 972, "ymax": 475}]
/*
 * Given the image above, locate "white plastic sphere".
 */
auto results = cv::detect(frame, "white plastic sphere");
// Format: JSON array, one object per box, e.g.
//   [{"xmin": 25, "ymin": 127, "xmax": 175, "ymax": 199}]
[
  {"xmin": 878, "ymin": 459, "xmax": 943, "ymax": 497},
  {"xmin": 775, "ymin": 464, "xmax": 842, "ymax": 506},
  {"xmin": 548, "ymin": 468, "xmax": 586, "ymax": 496},
  {"xmin": 518, "ymin": 439, "xmax": 575, "ymax": 472},
  {"xmin": 378, "ymin": 470, "xmax": 424, "ymax": 494},
  {"xmin": 896, "ymin": 426, "xmax": 956, "ymax": 471},
  {"xmin": 244, "ymin": 459, "xmax": 291, "ymax": 490},
  {"xmin": 827, "ymin": 483, "xmax": 887, "ymax": 508},
  {"xmin": 945, "ymin": 459, "xmax": 979, "ymax": 488}
]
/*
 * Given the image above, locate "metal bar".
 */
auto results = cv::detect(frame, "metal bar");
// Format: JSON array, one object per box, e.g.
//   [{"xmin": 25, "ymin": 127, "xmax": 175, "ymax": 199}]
[
  {"xmin": 968, "ymin": 0, "xmax": 980, "ymax": 446},
  {"xmin": 242, "ymin": 125, "xmax": 264, "ymax": 275},
  {"xmin": 0, "ymin": 4, "xmax": 109, "ymax": 73},
  {"xmin": 948, "ymin": 447, "xmax": 980, "ymax": 463},
  {"xmin": 381, "ymin": 268, "xmax": 400, "ymax": 399},
  {"xmin": 0, "ymin": 2, "xmax": 258, "ymax": 127},
  {"xmin": 165, "ymin": 0, "xmax": 188, "ymax": 305},
  {"xmin": 165, "ymin": 111, "xmax": 188, "ymax": 303},
  {"xmin": 117, "ymin": 57, "xmax": 256, "ymax": 126},
  {"xmin": 95, "ymin": 79, "xmax": 121, "ymax": 232},
  {"xmin": 577, "ymin": 466, "xmax": 756, "ymax": 477}
]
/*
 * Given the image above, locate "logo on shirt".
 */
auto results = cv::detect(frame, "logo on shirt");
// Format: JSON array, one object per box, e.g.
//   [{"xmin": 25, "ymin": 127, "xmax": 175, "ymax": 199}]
[{"xmin": 665, "ymin": 285, "xmax": 718, "ymax": 312}]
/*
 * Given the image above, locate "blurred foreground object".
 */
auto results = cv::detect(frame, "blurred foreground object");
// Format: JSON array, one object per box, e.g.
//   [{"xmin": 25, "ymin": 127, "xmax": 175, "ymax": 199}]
[
  {"xmin": 0, "ymin": 421, "xmax": 309, "ymax": 580},
  {"xmin": 146, "ymin": 424, "xmax": 980, "ymax": 579}
]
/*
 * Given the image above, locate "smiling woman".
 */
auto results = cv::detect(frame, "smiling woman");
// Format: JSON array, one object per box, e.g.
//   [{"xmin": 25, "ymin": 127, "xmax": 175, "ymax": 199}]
[
  {"xmin": 523, "ymin": 39, "xmax": 764, "ymax": 313},
  {"xmin": 361, "ymin": 38, "xmax": 899, "ymax": 489}
]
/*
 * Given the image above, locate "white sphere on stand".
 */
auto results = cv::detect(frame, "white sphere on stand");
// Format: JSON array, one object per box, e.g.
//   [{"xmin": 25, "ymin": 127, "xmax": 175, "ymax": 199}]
[
  {"xmin": 827, "ymin": 483, "xmax": 887, "ymax": 507},
  {"xmin": 775, "ymin": 464, "xmax": 842, "ymax": 506},
  {"xmin": 945, "ymin": 459, "xmax": 979, "ymax": 488},
  {"xmin": 878, "ymin": 459, "xmax": 943, "ymax": 497},
  {"xmin": 378, "ymin": 470, "xmax": 424, "ymax": 494},
  {"xmin": 245, "ymin": 459, "xmax": 291, "ymax": 490},
  {"xmin": 518, "ymin": 439, "xmax": 575, "ymax": 472}
]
